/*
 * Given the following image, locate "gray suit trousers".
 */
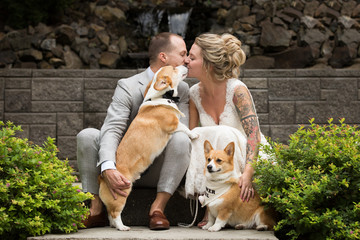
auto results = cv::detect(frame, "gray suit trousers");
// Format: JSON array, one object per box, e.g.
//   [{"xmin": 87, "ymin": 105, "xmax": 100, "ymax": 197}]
[{"xmin": 77, "ymin": 128, "xmax": 191, "ymax": 195}]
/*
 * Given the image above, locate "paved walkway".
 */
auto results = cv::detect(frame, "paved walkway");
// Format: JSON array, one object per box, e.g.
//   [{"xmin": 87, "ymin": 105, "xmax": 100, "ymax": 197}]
[{"xmin": 28, "ymin": 226, "xmax": 278, "ymax": 240}]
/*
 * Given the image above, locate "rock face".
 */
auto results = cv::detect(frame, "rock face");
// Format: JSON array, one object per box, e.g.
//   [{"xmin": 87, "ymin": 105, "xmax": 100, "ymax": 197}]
[{"xmin": 0, "ymin": 0, "xmax": 359, "ymax": 69}]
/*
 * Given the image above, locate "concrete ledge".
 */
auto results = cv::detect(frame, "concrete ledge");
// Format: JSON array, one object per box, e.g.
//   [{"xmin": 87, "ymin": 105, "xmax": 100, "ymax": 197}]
[{"xmin": 27, "ymin": 226, "xmax": 278, "ymax": 240}]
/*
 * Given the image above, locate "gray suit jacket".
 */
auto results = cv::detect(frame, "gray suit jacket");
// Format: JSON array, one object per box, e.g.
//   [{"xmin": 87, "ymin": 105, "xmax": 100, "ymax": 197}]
[{"xmin": 97, "ymin": 68, "xmax": 190, "ymax": 166}]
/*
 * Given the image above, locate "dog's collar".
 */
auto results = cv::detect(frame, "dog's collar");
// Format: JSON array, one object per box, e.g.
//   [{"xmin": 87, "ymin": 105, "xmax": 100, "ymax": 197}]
[
  {"xmin": 161, "ymin": 90, "xmax": 180, "ymax": 103},
  {"xmin": 208, "ymin": 170, "xmax": 238, "ymax": 183},
  {"xmin": 140, "ymin": 98, "xmax": 185, "ymax": 117}
]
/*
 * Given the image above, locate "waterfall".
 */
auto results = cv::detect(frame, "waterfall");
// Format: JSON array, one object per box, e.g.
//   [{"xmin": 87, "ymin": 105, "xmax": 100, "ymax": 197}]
[
  {"xmin": 137, "ymin": 8, "xmax": 165, "ymax": 37},
  {"xmin": 168, "ymin": 8, "xmax": 192, "ymax": 38}
]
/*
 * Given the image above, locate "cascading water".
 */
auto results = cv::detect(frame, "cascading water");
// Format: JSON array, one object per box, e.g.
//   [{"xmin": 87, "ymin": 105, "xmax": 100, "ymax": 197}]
[
  {"xmin": 137, "ymin": 8, "xmax": 165, "ymax": 37},
  {"xmin": 168, "ymin": 8, "xmax": 192, "ymax": 38},
  {"xmin": 131, "ymin": 7, "xmax": 193, "ymax": 68}
]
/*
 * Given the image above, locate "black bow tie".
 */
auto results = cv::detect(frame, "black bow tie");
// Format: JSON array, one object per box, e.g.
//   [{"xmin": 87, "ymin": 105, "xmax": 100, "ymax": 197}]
[{"xmin": 162, "ymin": 90, "xmax": 180, "ymax": 103}]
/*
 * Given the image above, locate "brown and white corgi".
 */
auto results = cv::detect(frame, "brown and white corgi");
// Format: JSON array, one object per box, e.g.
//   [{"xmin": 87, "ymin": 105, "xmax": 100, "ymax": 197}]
[
  {"xmin": 98, "ymin": 65, "xmax": 198, "ymax": 231},
  {"xmin": 199, "ymin": 140, "xmax": 275, "ymax": 232}
]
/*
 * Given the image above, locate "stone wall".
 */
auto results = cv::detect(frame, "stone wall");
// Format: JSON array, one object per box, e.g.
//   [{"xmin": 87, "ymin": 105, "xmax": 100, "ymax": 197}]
[
  {"xmin": 1, "ymin": 68, "xmax": 359, "ymax": 172},
  {"xmin": 1, "ymin": 0, "xmax": 360, "ymax": 70}
]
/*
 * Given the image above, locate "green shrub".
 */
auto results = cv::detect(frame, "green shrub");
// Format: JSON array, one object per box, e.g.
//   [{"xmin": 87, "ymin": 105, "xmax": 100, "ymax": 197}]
[
  {"xmin": 254, "ymin": 118, "xmax": 360, "ymax": 240},
  {"xmin": 0, "ymin": 121, "xmax": 92, "ymax": 240},
  {"xmin": 0, "ymin": 0, "xmax": 73, "ymax": 29}
]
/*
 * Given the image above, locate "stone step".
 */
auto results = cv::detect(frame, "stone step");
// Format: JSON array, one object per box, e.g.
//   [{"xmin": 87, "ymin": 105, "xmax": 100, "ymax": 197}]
[
  {"xmin": 27, "ymin": 187, "xmax": 278, "ymax": 240},
  {"xmin": 28, "ymin": 226, "xmax": 278, "ymax": 240}
]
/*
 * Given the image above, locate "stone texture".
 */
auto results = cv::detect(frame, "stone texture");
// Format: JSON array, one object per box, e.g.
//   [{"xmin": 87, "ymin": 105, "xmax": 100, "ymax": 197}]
[
  {"xmin": 31, "ymin": 101, "xmax": 83, "ymax": 112},
  {"xmin": 55, "ymin": 25, "xmax": 77, "ymax": 46},
  {"xmin": 40, "ymin": 39, "xmax": 56, "ymax": 51},
  {"xmin": 0, "ymin": 78, "xmax": 4, "ymax": 100},
  {"xmin": 99, "ymin": 52, "xmax": 120, "ymax": 68},
  {"xmin": 270, "ymin": 125, "xmax": 299, "ymax": 143},
  {"xmin": 57, "ymin": 136, "xmax": 77, "ymax": 160},
  {"xmin": 84, "ymin": 78, "xmax": 118, "ymax": 89},
  {"xmin": 270, "ymin": 46, "xmax": 315, "ymax": 69},
  {"xmin": 17, "ymin": 49, "xmax": 43, "ymax": 61},
  {"xmin": 268, "ymin": 78, "xmax": 321, "ymax": 101},
  {"xmin": 29, "ymin": 124, "xmax": 56, "ymax": 146},
  {"xmin": 28, "ymin": 226, "xmax": 278, "ymax": 240},
  {"xmin": 7, "ymin": 32, "xmax": 32, "ymax": 51},
  {"xmin": 260, "ymin": 21, "xmax": 291, "ymax": 48},
  {"xmin": 32, "ymin": 69, "xmax": 84, "ymax": 78},
  {"xmin": 4, "ymin": 89, "xmax": 31, "ymax": 112},
  {"xmin": 5, "ymin": 78, "xmax": 31, "ymax": 89},
  {"xmin": 84, "ymin": 89, "xmax": 114, "ymax": 111},
  {"xmin": 250, "ymin": 90, "xmax": 268, "ymax": 113},
  {"xmin": 5, "ymin": 113, "xmax": 56, "ymax": 124},
  {"xmin": 0, "ymin": 50, "xmax": 17, "ymax": 65},
  {"xmin": 84, "ymin": 112, "xmax": 107, "ymax": 129},
  {"xmin": 57, "ymin": 113, "xmax": 84, "ymax": 136},
  {"xmin": 32, "ymin": 78, "xmax": 83, "ymax": 101},
  {"xmin": 243, "ymin": 56, "xmax": 275, "ymax": 69},
  {"xmin": 0, "ymin": 2, "xmax": 359, "ymax": 70},
  {"xmin": 242, "ymin": 69, "xmax": 295, "ymax": 78},
  {"xmin": 259, "ymin": 124, "xmax": 270, "ymax": 137},
  {"xmin": 0, "ymin": 100, "xmax": 3, "ymax": 121},
  {"xmin": 269, "ymin": 101, "xmax": 295, "ymax": 124},
  {"xmin": 63, "ymin": 47, "xmax": 83, "ymax": 69},
  {"xmin": 83, "ymin": 69, "xmax": 138, "ymax": 78},
  {"xmin": 242, "ymin": 78, "xmax": 267, "ymax": 89},
  {"xmin": 320, "ymin": 78, "xmax": 358, "ymax": 102}
]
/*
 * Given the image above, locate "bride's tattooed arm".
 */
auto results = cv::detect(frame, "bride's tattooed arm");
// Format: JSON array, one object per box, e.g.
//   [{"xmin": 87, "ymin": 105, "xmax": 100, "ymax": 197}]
[{"xmin": 232, "ymin": 85, "xmax": 261, "ymax": 165}]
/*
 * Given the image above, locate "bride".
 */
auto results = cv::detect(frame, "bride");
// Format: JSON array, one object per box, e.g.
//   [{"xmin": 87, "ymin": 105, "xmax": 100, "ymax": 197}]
[{"xmin": 184, "ymin": 33, "xmax": 269, "ymax": 227}]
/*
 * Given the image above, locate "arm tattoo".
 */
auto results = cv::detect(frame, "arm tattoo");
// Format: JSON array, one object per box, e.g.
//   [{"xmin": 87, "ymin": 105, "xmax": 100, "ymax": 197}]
[
  {"xmin": 242, "ymin": 115, "xmax": 260, "ymax": 164},
  {"xmin": 241, "ymin": 114, "xmax": 257, "ymax": 122},
  {"xmin": 233, "ymin": 87, "xmax": 260, "ymax": 164}
]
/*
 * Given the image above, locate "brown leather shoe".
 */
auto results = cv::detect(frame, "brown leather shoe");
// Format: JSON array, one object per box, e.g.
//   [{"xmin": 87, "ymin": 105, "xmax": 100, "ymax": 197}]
[
  {"xmin": 81, "ymin": 211, "xmax": 109, "ymax": 228},
  {"xmin": 149, "ymin": 211, "xmax": 170, "ymax": 230}
]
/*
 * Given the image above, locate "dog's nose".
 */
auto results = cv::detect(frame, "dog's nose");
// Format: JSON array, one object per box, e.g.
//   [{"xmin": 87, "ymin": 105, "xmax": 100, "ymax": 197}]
[{"xmin": 207, "ymin": 165, "xmax": 213, "ymax": 172}]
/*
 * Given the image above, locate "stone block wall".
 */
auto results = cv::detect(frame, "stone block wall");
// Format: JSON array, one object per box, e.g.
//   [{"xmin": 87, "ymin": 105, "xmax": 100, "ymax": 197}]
[{"xmin": 0, "ymin": 69, "xmax": 359, "ymax": 172}]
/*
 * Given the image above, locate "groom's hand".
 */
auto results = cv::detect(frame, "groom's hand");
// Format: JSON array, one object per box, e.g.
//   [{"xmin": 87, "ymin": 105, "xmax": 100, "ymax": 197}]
[{"xmin": 102, "ymin": 169, "xmax": 131, "ymax": 199}]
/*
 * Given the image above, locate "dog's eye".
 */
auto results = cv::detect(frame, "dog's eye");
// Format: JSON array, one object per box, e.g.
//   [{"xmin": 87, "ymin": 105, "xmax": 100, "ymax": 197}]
[
  {"xmin": 207, "ymin": 158, "xmax": 211, "ymax": 162},
  {"xmin": 216, "ymin": 159, "xmax": 222, "ymax": 163}
]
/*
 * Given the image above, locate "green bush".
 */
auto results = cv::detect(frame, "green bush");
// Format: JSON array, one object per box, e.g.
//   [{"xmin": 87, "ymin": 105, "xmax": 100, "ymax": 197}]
[
  {"xmin": 0, "ymin": 0, "xmax": 73, "ymax": 29},
  {"xmin": 0, "ymin": 121, "xmax": 92, "ymax": 240},
  {"xmin": 254, "ymin": 118, "xmax": 360, "ymax": 240}
]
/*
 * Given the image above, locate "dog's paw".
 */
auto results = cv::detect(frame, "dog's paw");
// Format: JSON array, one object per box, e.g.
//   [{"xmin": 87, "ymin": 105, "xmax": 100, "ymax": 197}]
[
  {"xmin": 208, "ymin": 224, "xmax": 222, "ymax": 232},
  {"xmin": 198, "ymin": 195, "xmax": 205, "ymax": 205},
  {"xmin": 189, "ymin": 132, "xmax": 199, "ymax": 140},
  {"xmin": 235, "ymin": 224, "xmax": 246, "ymax": 230},
  {"xmin": 256, "ymin": 225, "xmax": 268, "ymax": 231},
  {"xmin": 202, "ymin": 223, "xmax": 212, "ymax": 230},
  {"xmin": 117, "ymin": 225, "xmax": 131, "ymax": 231}
]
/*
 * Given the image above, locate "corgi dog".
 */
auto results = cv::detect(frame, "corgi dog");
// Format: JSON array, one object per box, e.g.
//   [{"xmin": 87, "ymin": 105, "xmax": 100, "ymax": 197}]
[
  {"xmin": 98, "ymin": 65, "xmax": 198, "ymax": 231},
  {"xmin": 199, "ymin": 140, "xmax": 275, "ymax": 232}
]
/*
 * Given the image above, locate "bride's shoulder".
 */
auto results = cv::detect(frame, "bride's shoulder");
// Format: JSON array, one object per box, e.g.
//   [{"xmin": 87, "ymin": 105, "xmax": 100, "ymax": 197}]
[
  {"xmin": 189, "ymin": 82, "xmax": 200, "ymax": 95},
  {"xmin": 229, "ymin": 78, "xmax": 246, "ymax": 87},
  {"xmin": 228, "ymin": 78, "xmax": 248, "ymax": 94}
]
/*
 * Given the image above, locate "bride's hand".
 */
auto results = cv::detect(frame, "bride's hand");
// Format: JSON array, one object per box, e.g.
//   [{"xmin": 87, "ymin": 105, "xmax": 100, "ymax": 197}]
[{"xmin": 238, "ymin": 171, "xmax": 254, "ymax": 202}]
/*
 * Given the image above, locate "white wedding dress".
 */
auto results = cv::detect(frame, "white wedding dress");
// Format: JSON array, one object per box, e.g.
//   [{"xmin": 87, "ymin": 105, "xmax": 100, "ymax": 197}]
[{"xmin": 184, "ymin": 78, "xmax": 270, "ymax": 198}]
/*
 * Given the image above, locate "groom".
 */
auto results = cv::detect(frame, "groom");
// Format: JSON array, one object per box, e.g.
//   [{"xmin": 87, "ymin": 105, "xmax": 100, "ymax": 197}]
[{"xmin": 77, "ymin": 32, "xmax": 191, "ymax": 230}]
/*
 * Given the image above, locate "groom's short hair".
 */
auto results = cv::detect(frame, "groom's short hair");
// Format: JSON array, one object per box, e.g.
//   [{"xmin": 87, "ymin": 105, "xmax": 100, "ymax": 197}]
[{"xmin": 148, "ymin": 32, "xmax": 180, "ymax": 65}]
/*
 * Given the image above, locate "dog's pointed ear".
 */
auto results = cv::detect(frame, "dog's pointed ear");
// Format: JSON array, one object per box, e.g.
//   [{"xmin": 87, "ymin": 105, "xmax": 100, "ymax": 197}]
[
  {"xmin": 204, "ymin": 140, "xmax": 213, "ymax": 155},
  {"xmin": 224, "ymin": 142, "xmax": 235, "ymax": 158},
  {"xmin": 154, "ymin": 75, "xmax": 170, "ymax": 91}
]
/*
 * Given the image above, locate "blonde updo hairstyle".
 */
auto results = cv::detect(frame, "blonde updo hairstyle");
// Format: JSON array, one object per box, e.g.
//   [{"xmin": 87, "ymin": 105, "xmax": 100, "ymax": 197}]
[{"xmin": 195, "ymin": 33, "xmax": 246, "ymax": 82}]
